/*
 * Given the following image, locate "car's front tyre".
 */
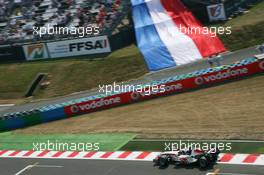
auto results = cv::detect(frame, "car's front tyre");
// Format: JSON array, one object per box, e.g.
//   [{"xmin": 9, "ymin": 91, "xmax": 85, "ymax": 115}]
[{"xmin": 159, "ymin": 156, "xmax": 169, "ymax": 168}]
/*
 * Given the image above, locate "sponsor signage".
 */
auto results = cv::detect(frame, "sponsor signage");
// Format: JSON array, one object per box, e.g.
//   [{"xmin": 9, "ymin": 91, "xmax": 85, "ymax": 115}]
[
  {"xmin": 23, "ymin": 43, "xmax": 49, "ymax": 60},
  {"xmin": 64, "ymin": 59, "xmax": 264, "ymax": 117},
  {"xmin": 194, "ymin": 68, "xmax": 248, "ymax": 85},
  {"xmin": 130, "ymin": 83, "xmax": 183, "ymax": 101},
  {"xmin": 207, "ymin": 3, "xmax": 227, "ymax": 22},
  {"xmin": 64, "ymin": 93, "xmax": 132, "ymax": 116},
  {"xmin": 47, "ymin": 35, "xmax": 111, "ymax": 58}
]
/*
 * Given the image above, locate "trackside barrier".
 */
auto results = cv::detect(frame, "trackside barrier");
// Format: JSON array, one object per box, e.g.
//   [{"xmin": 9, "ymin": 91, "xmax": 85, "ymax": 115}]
[
  {"xmin": 23, "ymin": 112, "xmax": 42, "ymax": 126},
  {"xmin": 0, "ymin": 120, "xmax": 5, "ymax": 131},
  {"xmin": 0, "ymin": 57, "xmax": 264, "ymax": 131},
  {"xmin": 2, "ymin": 117, "xmax": 25, "ymax": 131},
  {"xmin": 64, "ymin": 58, "xmax": 264, "ymax": 117},
  {"xmin": 40, "ymin": 107, "xmax": 66, "ymax": 122}
]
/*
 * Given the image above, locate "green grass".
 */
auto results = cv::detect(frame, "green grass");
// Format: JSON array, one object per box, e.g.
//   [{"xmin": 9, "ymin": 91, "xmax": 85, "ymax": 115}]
[
  {"xmin": 215, "ymin": 0, "xmax": 264, "ymax": 50},
  {"xmin": 0, "ymin": 45, "xmax": 147, "ymax": 100},
  {"xmin": 0, "ymin": 132, "xmax": 136, "ymax": 151},
  {"xmin": 120, "ymin": 140, "xmax": 264, "ymax": 154},
  {"xmin": 219, "ymin": 20, "xmax": 264, "ymax": 51},
  {"xmin": 222, "ymin": 0, "xmax": 264, "ymax": 28}
]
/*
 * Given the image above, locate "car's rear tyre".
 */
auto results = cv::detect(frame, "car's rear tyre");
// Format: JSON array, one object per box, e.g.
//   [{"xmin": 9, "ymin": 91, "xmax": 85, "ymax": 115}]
[{"xmin": 199, "ymin": 156, "xmax": 208, "ymax": 169}]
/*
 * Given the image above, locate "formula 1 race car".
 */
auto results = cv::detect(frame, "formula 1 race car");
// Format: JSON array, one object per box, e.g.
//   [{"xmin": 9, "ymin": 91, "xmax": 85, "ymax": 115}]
[{"xmin": 153, "ymin": 148, "xmax": 220, "ymax": 169}]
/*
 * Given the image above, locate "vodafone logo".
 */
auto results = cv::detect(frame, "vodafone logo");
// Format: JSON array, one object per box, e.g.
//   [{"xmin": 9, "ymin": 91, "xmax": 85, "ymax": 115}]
[
  {"xmin": 131, "ymin": 92, "xmax": 140, "ymax": 100},
  {"xmin": 194, "ymin": 68, "xmax": 248, "ymax": 85},
  {"xmin": 195, "ymin": 77, "xmax": 204, "ymax": 85},
  {"xmin": 70, "ymin": 105, "xmax": 79, "ymax": 113},
  {"xmin": 204, "ymin": 68, "xmax": 248, "ymax": 82},
  {"xmin": 259, "ymin": 61, "xmax": 264, "ymax": 70},
  {"xmin": 76, "ymin": 97, "xmax": 121, "ymax": 112},
  {"xmin": 130, "ymin": 84, "xmax": 183, "ymax": 101}
]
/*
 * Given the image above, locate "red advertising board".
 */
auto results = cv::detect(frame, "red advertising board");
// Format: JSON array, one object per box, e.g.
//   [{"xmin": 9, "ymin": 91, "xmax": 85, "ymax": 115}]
[
  {"xmin": 64, "ymin": 93, "xmax": 132, "ymax": 116},
  {"xmin": 64, "ymin": 59, "xmax": 264, "ymax": 117}
]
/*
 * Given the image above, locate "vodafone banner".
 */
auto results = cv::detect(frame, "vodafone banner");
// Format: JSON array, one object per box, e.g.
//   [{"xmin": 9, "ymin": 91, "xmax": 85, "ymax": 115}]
[
  {"xmin": 64, "ymin": 93, "xmax": 132, "ymax": 116},
  {"xmin": 194, "ymin": 61, "xmax": 264, "ymax": 86},
  {"xmin": 47, "ymin": 35, "xmax": 111, "ymax": 58},
  {"xmin": 64, "ymin": 59, "xmax": 264, "ymax": 117}
]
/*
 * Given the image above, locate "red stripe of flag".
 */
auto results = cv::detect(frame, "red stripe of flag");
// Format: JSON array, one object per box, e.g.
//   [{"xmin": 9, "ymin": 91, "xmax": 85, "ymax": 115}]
[
  {"xmin": 84, "ymin": 152, "xmax": 96, "ymax": 158},
  {"xmin": 52, "ymin": 151, "xmax": 65, "ymax": 157},
  {"xmin": 23, "ymin": 150, "xmax": 35, "ymax": 157},
  {"xmin": 136, "ymin": 152, "xmax": 150, "ymax": 159},
  {"xmin": 67, "ymin": 151, "xmax": 80, "ymax": 158},
  {"xmin": 100, "ymin": 152, "xmax": 113, "ymax": 159},
  {"xmin": 160, "ymin": 0, "xmax": 226, "ymax": 57},
  {"xmin": 220, "ymin": 154, "xmax": 234, "ymax": 162},
  {"xmin": 37, "ymin": 150, "xmax": 50, "ymax": 157},
  {"xmin": 118, "ymin": 151, "xmax": 132, "ymax": 159},
  {"xmin": 0, "ymin": 150, "xmax": 8, "ymax": 156},
  {"xmin": 243, "ymin": 154, "xmax": 260, "ymax": 163},
  {"xmin": 9, "ymin": 150, "xmax": 21, "ymax": 156}
]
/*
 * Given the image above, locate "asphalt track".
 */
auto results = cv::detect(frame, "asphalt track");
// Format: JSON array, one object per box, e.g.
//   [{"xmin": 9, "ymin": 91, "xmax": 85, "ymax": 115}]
[
  {"xmin": 0, "ymin": 46, "xmax": 261, "ymax": 116},
  {"xmin": 1, "ymin": 158, "xmax": 264, "ymax": 175}
]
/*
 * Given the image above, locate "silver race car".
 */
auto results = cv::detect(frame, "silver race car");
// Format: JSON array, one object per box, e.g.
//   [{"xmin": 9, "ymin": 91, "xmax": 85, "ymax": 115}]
[{"xmin": 153, "ymin": 148, "xmax": 220, "ymax": 169}]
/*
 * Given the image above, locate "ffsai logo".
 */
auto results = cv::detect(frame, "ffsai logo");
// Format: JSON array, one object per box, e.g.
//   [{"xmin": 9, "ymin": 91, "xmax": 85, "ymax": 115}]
[
  {"xmin": 69, "ymin": 40, "xmax": 108, "ymax": 52},
  {"xmin": 46, "ymin": 36, "xmax": 111, "ymax": 58}
]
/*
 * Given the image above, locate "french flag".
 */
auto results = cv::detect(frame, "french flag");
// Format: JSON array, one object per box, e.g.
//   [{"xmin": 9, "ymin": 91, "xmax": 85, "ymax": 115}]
[{"xmin": 131, "ymin": 0, "xmax": 226, "ymax": 71}]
